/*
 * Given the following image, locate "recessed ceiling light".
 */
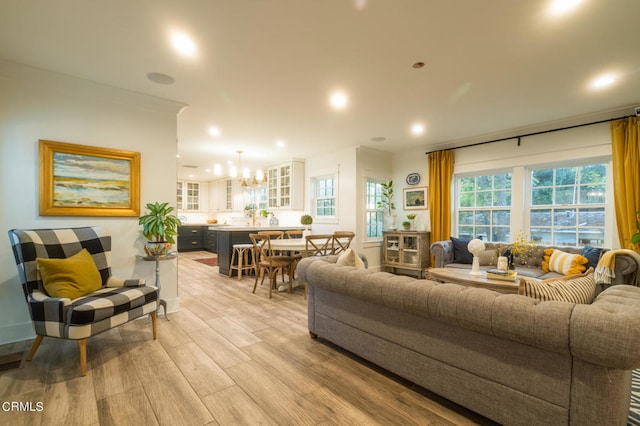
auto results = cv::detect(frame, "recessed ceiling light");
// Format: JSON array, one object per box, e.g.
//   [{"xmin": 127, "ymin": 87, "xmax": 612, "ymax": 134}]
[
  {"xmin": 171, "ymin": 32, "xmax": 197, "ymax": 57},
  {"xmin": 209, "ymin": 127, "xmax": 221, "ymax": 137},
  {"xmin": 591, "ymin": 73, "xmax": 617, "ymax": 89},
  {"xmin": 146, "ymin": 72, "xmax": 175, "ymax": 85},
  {"xmin": 548, "ymin": 0, "xmax": 582, "ymax": 15},
  {"xmin": 176, "ymin": 154, "xmax": 180, "ymax": 158},
  {"xmin": 213, "ymin": 164, "xmax": 222, "ymax": 176},
  {"xmin": 276, "ymin": 140, "xmax": 285, "ymax": 148},
  {"xmin": 411, "ymin": 123, "xmax": 425, "ymax": 135},
  {"xmin": 330, "ymin": 91, "xmax": 348, "ymax": 109}
]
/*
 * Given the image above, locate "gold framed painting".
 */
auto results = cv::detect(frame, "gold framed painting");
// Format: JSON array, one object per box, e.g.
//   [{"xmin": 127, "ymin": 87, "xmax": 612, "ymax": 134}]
[
  {"xmin": 403, "ymin": 186, "xmax": 428, "ymax": 210},
  {"xmin": 39, "ymin": 140, "xmax": 140, "ymax": 216}
]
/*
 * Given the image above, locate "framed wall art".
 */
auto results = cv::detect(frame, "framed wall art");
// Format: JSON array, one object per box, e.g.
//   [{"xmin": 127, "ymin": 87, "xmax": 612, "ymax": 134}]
[
  {"xmin": 39, "ymin": 140, "xmax": 140, "ymax": 216},
  {"xmin": 403, "ymin": 186, "xmax": 428, "ymax": 210}
]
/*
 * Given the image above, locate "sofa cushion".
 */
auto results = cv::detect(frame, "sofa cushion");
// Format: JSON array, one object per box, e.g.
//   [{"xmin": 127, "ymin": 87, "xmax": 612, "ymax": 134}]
[
  {"xmin": 519, "ymin": 269, "xmax": 596, "ymax": 304},
  {"xmin": 451, "ymin": 236, "xmax": 473, "ymax": 264},
  {"xmin": 543, "ymin": 249, "xmax": 588, "ymax": 275},
  {"xmin": 581, "ymin": 246, "xmax": 604, "ymax": 271}
]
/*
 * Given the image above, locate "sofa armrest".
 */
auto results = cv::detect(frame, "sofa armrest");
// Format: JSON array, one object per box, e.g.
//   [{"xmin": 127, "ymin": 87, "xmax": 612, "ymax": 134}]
[
  {"xmin": 106, "ymin": 276, "xmax": 146, "ymax": 287},
  {"xmin": 612, "ymin": 251, "xmax": 640, "ymax": 286},
  {"xmin": 430, "ymin": 240, "xmax": 454, "ymax": 268}
]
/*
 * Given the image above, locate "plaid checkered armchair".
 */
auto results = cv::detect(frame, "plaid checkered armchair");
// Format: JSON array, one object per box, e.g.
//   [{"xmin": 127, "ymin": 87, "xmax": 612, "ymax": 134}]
[{"xmin": 8, "ymin": 226, "xmax": 159, "ymax": 376}]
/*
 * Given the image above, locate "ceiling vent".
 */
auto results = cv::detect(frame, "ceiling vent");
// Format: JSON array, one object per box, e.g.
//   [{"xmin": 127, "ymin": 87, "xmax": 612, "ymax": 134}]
[{"xmin": 182, "ymin": 165, "xmax": 198, "ymax": 169}]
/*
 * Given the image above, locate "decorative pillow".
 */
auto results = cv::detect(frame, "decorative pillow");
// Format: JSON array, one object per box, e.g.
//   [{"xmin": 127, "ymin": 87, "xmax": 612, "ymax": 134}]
[
  {"xmin": 336, "ymin": 248, "xmax": 365, "ymax": 269},
  {"xmin": 36, "ymin": 249, "xmax": 102, "ymax": 299},
  {"xmin": 581, "ymin": 245, "xmax": 604, "ymax": 271},
  {"xmin": 542, "ymin": 248, "xmax": 588, "ymax": 275},
  {"xmin": 450, "ymin": 236, "xmax": 473, "ymax": 264},
  {"xmin": 478, "ymin": 249, "xmax": 498, "ymax": 266},
  {"xmin": 518, "ymin": 268, "xmax": 595, "ymax": 304}
]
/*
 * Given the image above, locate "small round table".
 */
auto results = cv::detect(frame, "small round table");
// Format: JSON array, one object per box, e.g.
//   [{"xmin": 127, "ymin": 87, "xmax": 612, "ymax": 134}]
[{"xmin": 136, "ymin": 252, "xmax": 177, "ymax": 320}]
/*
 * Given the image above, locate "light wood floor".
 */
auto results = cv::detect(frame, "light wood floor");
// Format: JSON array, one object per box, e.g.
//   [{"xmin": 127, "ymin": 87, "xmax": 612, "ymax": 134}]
[{"xmin": 0, "ymin": 251, "xmax": 494, "ymax": 426}]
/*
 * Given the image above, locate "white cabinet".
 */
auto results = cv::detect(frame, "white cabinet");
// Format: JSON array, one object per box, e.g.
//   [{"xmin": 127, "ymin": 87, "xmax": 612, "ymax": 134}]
[{"xmin": 267, "ymin": 160, "xmax": 304, "ymax": 210}]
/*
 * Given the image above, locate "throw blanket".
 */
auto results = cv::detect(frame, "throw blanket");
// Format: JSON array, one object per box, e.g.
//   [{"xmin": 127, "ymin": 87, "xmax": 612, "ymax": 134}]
[{"xmin": 595, "ymin": 249, "xmax": 640, "ymax": 285}]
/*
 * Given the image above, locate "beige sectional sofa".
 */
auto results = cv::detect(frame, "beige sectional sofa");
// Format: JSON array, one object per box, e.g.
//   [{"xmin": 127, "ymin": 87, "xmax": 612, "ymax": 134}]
[{"xmin": 298, "ymin": 255, "xmax": 640, "ymax": 425}]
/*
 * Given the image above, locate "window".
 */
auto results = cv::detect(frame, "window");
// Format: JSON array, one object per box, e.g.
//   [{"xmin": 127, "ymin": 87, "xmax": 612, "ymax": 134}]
[
  {"xmin": 248, "ymin": 187, "xmax": 268, "ymax": 212},
  {"xmin": 366, "ymin": 178, "xmax": 384, "ymax": 239},
  {"xmin": 456, "ymin": 172, "xmax": 512, "ymax": 242},
  {"xmin": 312, "ymin": 176, "xmax": 337, "ymax": 219},
  {"xmin": 529, "ymin": 163, "xmax": 606, "ymax": 247},
  {"xmin": 177, "ymin": 181, "xmax": 200, "ymax": 210}
]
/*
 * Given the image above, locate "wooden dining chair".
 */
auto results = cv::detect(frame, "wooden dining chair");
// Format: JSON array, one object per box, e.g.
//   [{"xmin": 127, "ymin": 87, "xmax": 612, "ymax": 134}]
[
  {"xmin": 305, "ymin": 234, "xmax": 333, "ymax": 257},
  {"xmin": 249, "ymin": 233, "xmax": 295, "ymax": 298},
  {"xmin": 332, "ymin": 231, "xmax": 355, "ymax": 254},
  {"xmin": 258, "ymin": 231, "xmax": 285, "ymax": 281},
  {"xmin": 285, "ymin": 230, "xmax": 303, "ymax": 239}
]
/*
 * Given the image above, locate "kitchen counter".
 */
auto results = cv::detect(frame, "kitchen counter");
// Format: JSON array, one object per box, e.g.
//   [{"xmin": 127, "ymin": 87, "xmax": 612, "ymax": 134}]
[{"xmin": 216, "ymin": 226, "xmax": 304, "ymax": 276}]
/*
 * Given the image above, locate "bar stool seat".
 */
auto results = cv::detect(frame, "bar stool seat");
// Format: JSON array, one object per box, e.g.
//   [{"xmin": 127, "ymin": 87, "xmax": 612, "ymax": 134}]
[{"xmin": 229, "ymin": 243, "xmax": 255, "ymax": 280}]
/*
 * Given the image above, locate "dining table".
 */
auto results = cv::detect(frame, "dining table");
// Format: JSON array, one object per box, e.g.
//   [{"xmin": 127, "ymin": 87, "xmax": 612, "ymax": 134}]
[{"xmin": 267, "ymin": 238, "xmax": 313, "ymax": 292}]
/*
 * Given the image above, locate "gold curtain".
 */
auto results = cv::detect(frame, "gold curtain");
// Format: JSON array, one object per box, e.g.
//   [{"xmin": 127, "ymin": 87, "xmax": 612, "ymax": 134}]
[
  {"xmin": 611, "ymin": 116, "xmax": 640, "ymax": 250},
  {"xmin": 428, "ymin": 150, "xmax": 454, "ymax": 262}
]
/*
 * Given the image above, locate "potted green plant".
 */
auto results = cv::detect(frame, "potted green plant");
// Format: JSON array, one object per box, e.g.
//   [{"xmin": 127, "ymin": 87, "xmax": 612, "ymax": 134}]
[
  {"xmin": 402, "ymin": 221, "xmax": 411, "ymax": 231},
  {"xmin": 301, "ymin": 214, "xmax": 313, "ymax": 235},
  {"xmin": 406, "ymin": 213, "xmax": 416, "ymax": 230},
  {"xmin": 377, "ymin": 180, "xmax": 396, "ymax": 229},
  {"xmin": 138, "ymin": 202, "xmax": 183, "ymax": 257}
]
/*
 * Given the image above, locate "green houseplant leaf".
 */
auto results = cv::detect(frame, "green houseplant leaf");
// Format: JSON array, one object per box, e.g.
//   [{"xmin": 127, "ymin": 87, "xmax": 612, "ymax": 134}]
[
  {"xmin": 376, "ymin": 180, "xmax": 395, "ymax": 215},
  {"xmin": 138, "ymin": 202, "xmax": 182, "ymax": 244}
]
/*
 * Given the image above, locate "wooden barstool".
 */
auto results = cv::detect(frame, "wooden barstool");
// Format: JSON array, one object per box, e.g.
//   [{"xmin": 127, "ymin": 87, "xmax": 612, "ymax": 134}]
[{"xmin": 229, "ymin": 243, "xmax": 255, "ymax": 280}]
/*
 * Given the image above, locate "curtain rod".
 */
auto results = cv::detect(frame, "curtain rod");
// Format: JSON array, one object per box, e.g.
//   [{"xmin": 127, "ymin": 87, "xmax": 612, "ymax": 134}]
[{"xmin": 425, "ymin": 114, "xmax": 633, "ymax": 155}]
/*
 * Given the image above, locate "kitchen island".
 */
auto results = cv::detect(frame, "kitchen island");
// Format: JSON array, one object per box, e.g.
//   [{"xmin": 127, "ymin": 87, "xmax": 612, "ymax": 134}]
[{"xmin": 214, "ymin": 226, "xmax": 304, "ymax": 276}]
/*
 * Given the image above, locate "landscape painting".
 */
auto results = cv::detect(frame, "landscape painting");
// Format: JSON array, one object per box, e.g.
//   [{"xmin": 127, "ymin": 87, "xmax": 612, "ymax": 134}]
[
  {"xmin": 403, "ymin": 186, "xmax": 428, "ymax": 210},
  {"xmin": 39, "ymin": 140, "xmax": 140, "ymax": 216}
]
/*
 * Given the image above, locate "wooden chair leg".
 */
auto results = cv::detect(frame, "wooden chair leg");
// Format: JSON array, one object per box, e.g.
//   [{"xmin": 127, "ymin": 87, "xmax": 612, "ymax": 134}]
[
  {"xmin": 26, "ymin": 335, "xmax": 44, "ymax": 361},
  {"xmin": 78, "ymin": 339, "xmax": 88, "ymax": 377},
  {"xmin": 150, "ymin": 311, "xmax": 157, "ymax": 339},
  {"xmin": 253, "ymin": 271, "xmax": 259, "ymax": 293}
]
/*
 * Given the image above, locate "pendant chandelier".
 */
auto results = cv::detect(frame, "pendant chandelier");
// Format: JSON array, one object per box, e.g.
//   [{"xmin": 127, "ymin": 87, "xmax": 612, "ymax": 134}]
[{"xmin": 229, "ymin": 150, "xmax": 267, "ymax": 187}]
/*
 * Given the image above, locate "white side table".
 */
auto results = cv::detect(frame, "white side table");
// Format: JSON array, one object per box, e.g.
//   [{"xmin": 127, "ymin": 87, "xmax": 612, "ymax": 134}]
[{"xmin": 136, "ymin": 252, "xmax": 177, "ymax": 320}]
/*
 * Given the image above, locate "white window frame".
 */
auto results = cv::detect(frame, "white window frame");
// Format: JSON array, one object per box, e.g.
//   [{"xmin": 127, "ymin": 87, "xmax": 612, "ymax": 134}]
[
  {"xmin": 452, "ymin": 157, "xmax": 611, "ymax": 247},
  {"xmin": 365, "ymin": 177, "xmax": 385, "ymax": 241},
  {"xmin": 525, "ymin": 160, "xmax": 608, "ymax": 247},
  {"xmin": 310, "ymin": 174, "xmax": 338, "ymax": 223},
  {"xmin": 454, "ymin": 170, "xmax": 513, "ymax": 242}
]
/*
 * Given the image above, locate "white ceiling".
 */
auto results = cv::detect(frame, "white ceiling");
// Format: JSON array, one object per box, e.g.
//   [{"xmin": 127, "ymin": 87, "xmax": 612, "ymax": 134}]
[{"xmin": 1, "ymin": 0, "xmax": 639, "ymax": 180}]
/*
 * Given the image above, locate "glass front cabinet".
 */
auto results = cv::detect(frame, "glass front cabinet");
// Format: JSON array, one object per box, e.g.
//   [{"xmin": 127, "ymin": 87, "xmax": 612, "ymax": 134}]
[
  {"xmin": 382, "ymin": 231, "xmax": 430, "ymax": 278},
  {"xmin": 267, "ymin": 160, "xmax": 304, "ymax": 210}
]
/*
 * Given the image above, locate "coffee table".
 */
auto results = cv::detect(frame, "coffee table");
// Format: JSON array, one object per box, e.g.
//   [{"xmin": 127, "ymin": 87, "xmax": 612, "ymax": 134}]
[{"xmin": 427, "ymin": 267, "xmax": 520, "ymax": 294}]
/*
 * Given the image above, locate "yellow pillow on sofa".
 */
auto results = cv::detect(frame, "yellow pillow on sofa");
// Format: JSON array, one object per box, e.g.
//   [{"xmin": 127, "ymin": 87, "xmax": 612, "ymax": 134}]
[
  {"xmin": 542, "ymin": 248, "xmax": 588, "ymax": 275},
  {"xmin": 37, "ymin": 249, "xmax": 102, "ymax": 299}
]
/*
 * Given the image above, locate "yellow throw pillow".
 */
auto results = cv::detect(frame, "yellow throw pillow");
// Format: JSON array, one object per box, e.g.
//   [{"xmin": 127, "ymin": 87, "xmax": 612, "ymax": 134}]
[
  {"xmin": 542, "ymin": 248, "xmax": 587, "ymax": 275},
  {"xmin": 518, "ymin": 268, "xmax": 595, "ymax": 304},
  {"xmin": 37, "ymin": 249, "xmax": 102, "ymax": 299}
]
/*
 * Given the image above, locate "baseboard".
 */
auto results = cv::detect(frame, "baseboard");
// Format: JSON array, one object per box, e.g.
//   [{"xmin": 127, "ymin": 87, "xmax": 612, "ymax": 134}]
[{"xmin": 164, "ymin": 296, "xmax": 180, "ymax": 314}]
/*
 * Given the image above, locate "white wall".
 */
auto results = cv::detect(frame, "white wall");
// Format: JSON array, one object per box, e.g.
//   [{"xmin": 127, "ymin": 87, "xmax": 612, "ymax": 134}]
[
  {"xmin": 0, "ymin": 61, "xmax": 184, "ymax": 344},
  {"xmin": 392, "ymin": 147, "xmax": 431, "ymax": 231},
  {"xmin": 304, "ymin": 146, "xmax": 357, "ymax": 233}
]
